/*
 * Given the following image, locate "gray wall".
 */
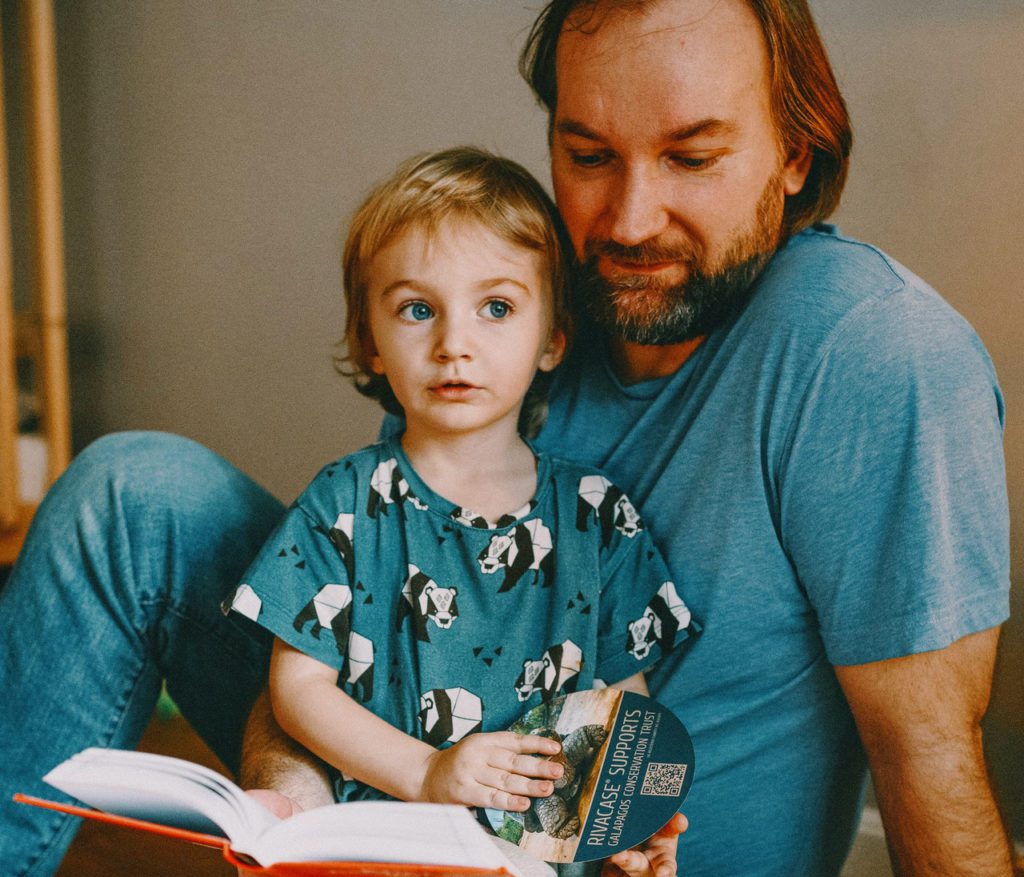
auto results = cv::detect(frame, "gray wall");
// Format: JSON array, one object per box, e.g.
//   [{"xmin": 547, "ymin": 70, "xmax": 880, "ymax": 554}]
[{"xmin": 4, "ymin": 0, "xmax": 1021, "ymax": 842}]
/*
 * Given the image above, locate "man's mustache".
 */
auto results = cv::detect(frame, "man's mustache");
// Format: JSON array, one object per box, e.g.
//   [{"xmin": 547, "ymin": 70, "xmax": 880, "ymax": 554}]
[{"xmin": 583, "ymin": 238, "xmax": 698, "ymax": 266}]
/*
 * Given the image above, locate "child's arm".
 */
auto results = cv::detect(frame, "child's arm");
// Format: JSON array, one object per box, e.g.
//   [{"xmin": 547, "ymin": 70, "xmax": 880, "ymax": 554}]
[{"xmin": 269, "ymin": 638, "xmax": 564, "ymax": 810}]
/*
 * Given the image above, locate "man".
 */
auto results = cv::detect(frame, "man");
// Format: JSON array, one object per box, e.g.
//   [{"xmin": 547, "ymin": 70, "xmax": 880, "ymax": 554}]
[{"xmin": 0, "ymin": 2, "xmax": 1012, "ymax": 876}]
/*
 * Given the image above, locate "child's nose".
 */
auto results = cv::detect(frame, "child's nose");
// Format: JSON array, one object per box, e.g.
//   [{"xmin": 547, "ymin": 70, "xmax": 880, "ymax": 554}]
[{"xmin": 434, "ymin": 317, "xmax": 473, "ymax": 361}]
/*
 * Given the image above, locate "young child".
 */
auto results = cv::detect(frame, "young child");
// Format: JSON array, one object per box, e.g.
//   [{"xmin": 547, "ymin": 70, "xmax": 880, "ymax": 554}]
[{"xmin": 223, "ymin": 147, "xmax": 696, "ymax": 873}]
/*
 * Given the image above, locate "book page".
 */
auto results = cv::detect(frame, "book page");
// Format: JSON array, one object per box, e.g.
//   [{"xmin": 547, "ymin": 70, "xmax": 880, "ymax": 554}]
[
  {"xmin": 247, "ymin": 801, "xmax": 519, "ymax": 872},
  {"xmin": 44, "ymin": 748, "xmax": 279, "ymax": 847}
]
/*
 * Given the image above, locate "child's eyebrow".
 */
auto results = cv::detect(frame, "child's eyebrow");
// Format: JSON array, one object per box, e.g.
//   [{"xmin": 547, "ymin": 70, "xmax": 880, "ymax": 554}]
[{"xmin": 379, "ymin": 277, "xmax": 536, "ymax": 297}]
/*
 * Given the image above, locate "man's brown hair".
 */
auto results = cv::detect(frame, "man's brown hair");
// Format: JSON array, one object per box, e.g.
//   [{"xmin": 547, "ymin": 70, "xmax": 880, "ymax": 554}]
[{"xmin": 520, "ymin": 0, "xmax": 852, "ymax": 238}]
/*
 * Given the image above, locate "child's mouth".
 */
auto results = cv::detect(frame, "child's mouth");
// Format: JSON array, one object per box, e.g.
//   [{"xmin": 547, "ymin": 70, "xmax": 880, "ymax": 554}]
[{"xmin": 431, "ymin": 381, "xmax": 477, "ymax": 397}]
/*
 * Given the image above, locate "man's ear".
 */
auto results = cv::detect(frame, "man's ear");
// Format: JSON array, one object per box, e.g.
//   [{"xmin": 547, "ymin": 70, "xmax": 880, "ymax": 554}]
[
  {"xmin": 782, "ymin": 140, "xmax": 813, "ymax": 196},
  {"xmin": 538, "ymin": 328, "xmax": 567, "ymax": 372}
]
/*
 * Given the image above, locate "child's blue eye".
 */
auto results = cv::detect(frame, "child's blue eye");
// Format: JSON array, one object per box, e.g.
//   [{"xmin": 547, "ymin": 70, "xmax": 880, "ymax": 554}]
[
  {"xmin": 401, "ymin": 302, "xmax": 434, "ymax": 321},
  {"xmin": 486, "ymin": 300, "xmax": 511, "ymax": 319}
]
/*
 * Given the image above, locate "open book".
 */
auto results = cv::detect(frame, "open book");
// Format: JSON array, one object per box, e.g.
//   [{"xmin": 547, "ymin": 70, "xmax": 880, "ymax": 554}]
[
  {"xmin": 17, "ymin": 689, "xmax": 692, "ymax": 872},
  {"xmin": 16, "ymin": 749, "xmax": 523, "ymax": 876}
]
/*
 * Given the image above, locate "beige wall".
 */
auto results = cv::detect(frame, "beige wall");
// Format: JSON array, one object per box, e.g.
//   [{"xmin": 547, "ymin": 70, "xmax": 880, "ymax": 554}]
[{"xmin": 5, "ymin": 0, "xmax": 1021, "ymax": 838}]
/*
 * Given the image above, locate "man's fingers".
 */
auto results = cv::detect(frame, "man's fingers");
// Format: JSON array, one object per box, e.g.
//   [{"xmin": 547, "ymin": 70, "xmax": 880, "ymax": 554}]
[
  {"xmin": 654, "ymin": 812, "xmax": 688, "ymax": 838},
  {"xmin": 244, "ymin": 788, "xmax": 303, "ymax": 819},
  {"xmin": 605, "ymin": 848, "xmax": 650, "ymax": 877}
]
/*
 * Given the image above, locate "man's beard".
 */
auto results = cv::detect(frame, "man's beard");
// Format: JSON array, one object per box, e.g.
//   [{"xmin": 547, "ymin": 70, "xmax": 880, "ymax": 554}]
[{"xmin": 575, "ymin": 171, "xmax": 784, "ymax": 345}]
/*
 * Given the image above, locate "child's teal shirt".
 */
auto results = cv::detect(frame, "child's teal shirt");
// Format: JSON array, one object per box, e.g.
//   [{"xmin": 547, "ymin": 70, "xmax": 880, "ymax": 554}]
[{"xmin": 226, "ymin": 435, "xmax": 697, "ymax": 802}]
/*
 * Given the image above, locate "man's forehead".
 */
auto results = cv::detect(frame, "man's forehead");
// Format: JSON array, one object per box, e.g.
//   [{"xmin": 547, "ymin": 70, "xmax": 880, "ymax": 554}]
[
  {"xmin": 556, "ymin": 0, "xmax": 765, "ymax": 72},
  {"xmin": 553, "ymin": 0, "xmax": 771, "ymax": 133}
]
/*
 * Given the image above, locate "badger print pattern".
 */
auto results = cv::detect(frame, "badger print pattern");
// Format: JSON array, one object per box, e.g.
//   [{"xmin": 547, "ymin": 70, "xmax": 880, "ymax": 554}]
[
  {"xmin": 396, "ymin": 564, "xmax": 459, "ymax": 642},
  {"xmin": 576, "ymin": 474, "xmax": 643, "ymax": 548},
  {"xmin": 342, "ymin": 631, "xmax": 374, "ymax": 702},
  {"xmin": 514, "ymin": 639, "xmax": 584, "ymax": 702},
  {"xmin": 292, "ymin": 583, "xmax": 353, "ymax": 656},
  {"xmin": 418, "ymin": 687, "xmax": 483, "ymax": 748},
  {"xmin": 367, "ymin": 458, "xmax": 409, "ymax": 518},
  {"xmin": 328, "ymin": 512, "xmax": 355, "ymax": 581},
  {"xmin": 477, "ymin": 518, "xmax": 554, "ymax": 592},
  {"xmin": 626, "ymin": 581, "xmax": 692, "ymax": 660}
]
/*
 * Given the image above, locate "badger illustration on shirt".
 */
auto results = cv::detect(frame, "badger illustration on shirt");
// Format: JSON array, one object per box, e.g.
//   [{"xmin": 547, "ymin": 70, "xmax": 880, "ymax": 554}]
[
  {"xmin": 576, "ymin": 474, "xmax": 643, "ymax": 548},
  {"xmin": 292, "ymin": 583, "xmax": 353, "ymax": 656},
  {"xmin": 342, "ymin": 631, "xmax": 374, "ymax": 703},
  {"xmin": 418, "ymin": 687, "xmax": 483, "ymax": 748},
  {"xmin": 367, "ymin": 458, "xmax": 409, "ymax": 518},
  {"xmin": 477, "ymin": 518, "xmax": 554, "ymax": 592},
  {"xmin": 396, "ymin": 564, "xmax": 459, "ymax": 642},
  {"xmin": 327, "ymin": 512, "xmax": 356, "ymax": 581},
  {"xmin": 514, "ymin": 639, "xmax": 584, "ymax": 702},
  {"xmin": 626, "ymin": 581, "xmax": 692, "ymax": 659}
]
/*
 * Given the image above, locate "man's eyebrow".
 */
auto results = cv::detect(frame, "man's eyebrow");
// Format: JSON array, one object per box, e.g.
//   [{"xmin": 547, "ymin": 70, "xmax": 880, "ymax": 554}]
[
  {"xmin": 666, "ymin": 118, "xmax": 737, "ymax": 141},
  {"xmin": 555, "ymin": 117, "xmax": 736, "ymax": 142}
]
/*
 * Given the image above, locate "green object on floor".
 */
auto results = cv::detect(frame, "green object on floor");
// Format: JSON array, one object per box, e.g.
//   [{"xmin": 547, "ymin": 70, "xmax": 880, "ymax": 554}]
[{"xmin": 156, "ymin": 684, "xmax": 180, "ymax": 721}]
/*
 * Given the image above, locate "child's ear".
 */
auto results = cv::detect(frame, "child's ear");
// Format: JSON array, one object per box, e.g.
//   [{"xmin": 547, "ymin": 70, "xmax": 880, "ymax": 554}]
[
  {"xmin": 538, "ymin": 328, "xmax": 567, "ymax": 373},
  {"xmin": 364, "ymin": 332, "xmax": 386, "ymax": 375}
]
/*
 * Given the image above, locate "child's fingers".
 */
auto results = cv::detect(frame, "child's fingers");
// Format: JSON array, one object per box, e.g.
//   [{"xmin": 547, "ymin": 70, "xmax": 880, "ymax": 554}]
[
  {"xmin": 500, "ymin": 731, "xmax": 562, "ymax": 756},
  {"xmin": 477, "ymin": 766, "xmax": 556, "ymax": 799},
  {"xmin": 496, "ymin": 750, "xmax": 565, "ymax": 780}
]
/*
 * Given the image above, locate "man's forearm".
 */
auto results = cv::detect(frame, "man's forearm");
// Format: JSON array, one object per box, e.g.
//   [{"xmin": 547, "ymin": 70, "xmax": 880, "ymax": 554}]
[
  {"xmin": 870, "ymin": 733, "xmax": 1013, "ymax": 876},
  {"xmin": 239, "ymin": 688, "xmax": 335, "ymax": 810}
]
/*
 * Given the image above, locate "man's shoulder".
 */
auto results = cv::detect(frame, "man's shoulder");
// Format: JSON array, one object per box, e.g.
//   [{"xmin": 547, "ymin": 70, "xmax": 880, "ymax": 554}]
[
  {"xmin": 753, "ymin": 225, "xmax": 980, "ymax": 352},
  {"xmin": 767, "ymin": 225, "xmax": 914, "ymax": 308}
]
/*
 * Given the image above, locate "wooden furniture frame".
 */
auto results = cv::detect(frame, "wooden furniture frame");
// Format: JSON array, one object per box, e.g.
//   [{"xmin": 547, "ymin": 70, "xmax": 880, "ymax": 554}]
[{"xmin": 0, "ymin": 0, "xmax": 70, "ymax": 566}]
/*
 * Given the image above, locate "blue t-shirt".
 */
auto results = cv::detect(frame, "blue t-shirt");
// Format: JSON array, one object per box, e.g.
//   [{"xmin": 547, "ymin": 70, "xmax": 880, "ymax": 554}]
[
  {"xmin": 524, "ymin": 226, "xmax": 1008, "ymax": 876},
  {"xmin": 227, "ymin": 436, "xmax": 698, "ymax": 802}
]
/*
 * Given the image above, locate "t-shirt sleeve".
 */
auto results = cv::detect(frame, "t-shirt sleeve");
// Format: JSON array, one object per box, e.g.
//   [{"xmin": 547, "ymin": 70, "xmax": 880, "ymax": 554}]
[
  {"xmin": 592, "ymin": 482, "xmax": 701, "ymax": 684},
  {"xmin": 223, "ymin": 470, "xmax": 357, "ymax": 671},
  {"xmin": 779, "ymin": 290, "xmax": 1010, "ymax": 666}
]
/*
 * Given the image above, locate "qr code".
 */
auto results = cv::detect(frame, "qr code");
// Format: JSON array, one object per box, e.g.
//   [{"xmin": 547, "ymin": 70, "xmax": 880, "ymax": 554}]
[{"xmin": 641, "ymin": 762, "xmax": 688, "ymax": 797}]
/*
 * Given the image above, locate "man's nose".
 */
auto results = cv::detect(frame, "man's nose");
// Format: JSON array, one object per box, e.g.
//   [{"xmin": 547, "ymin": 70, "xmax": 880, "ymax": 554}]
[{"xmin": 606, "ymin": 167, "xmax": 670, "ymax": 247}]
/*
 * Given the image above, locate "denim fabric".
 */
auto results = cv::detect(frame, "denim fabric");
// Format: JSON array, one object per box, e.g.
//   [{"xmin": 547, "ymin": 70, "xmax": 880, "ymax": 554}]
[{"xmin": 0, "ymin": 432, "xmax": 284, "ymax": 876}]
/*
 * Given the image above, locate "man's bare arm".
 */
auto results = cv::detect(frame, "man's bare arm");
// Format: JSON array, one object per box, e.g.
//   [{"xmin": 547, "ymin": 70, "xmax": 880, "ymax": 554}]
[
  {"xmin": 835, "ymin": 626, "xmax": 1013, "ymax": 877},
  {"xmin": 239, "ymin": 687, "xmax": 334, "ymax": 812}
]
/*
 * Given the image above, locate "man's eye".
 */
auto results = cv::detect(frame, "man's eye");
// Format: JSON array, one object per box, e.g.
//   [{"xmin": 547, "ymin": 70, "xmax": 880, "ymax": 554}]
[
  {"xmin": 399, "ymin": 301, "xmax": 434, "ymax": 321},
  {"xmin": 484, "ymin": 300, "xmax": 512, "ymax": 319},
  {"xmin": 569, "ymin": 151, "xmax": 609, "ymax": 168},
  {"xmin": 671, "ymin": 154, "xmax": 717, "ymax": 170}
]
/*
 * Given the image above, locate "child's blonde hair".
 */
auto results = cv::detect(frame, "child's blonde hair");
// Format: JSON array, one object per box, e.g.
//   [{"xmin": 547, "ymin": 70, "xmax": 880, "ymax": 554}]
[{"xmin": 338, "ymin": 146, "xmax": 572, "ymax": 438}]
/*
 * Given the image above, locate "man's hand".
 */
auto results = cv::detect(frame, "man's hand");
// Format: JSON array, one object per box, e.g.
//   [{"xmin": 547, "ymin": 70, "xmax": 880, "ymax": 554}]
[
  {"xmin": 836, "ymin": 627, "xmax": 1014, "ymax": 876},
  {"xmin": 419, "ymin": 731, "xmax": 564, "ymax": 810},
  {"xmin": 244, "ymin": 788, "xmax": 304, "ymax": 820},
  {"xmin": 603, "ymin": 813, "xmax": 687, "ymax": 877},
  {"xmin": 239, "ymin": 688, "xmax": 335, "ymax": 811}
]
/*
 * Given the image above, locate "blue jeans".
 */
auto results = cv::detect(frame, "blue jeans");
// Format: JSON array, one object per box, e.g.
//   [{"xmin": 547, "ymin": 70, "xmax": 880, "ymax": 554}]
[{"xmin": 0, "ymin": 432, "xmax": 284, "ymax": 876}]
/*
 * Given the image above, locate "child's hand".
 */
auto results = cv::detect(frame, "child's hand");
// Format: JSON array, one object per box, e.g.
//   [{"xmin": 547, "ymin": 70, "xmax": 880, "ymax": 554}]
[
  {"xmin": 420, "ymin": 731, "xmax": 564, "ymax": 810},
  {"xmin": 602, "ymin": 813, "xmax": 687, "ymax": 877}
]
